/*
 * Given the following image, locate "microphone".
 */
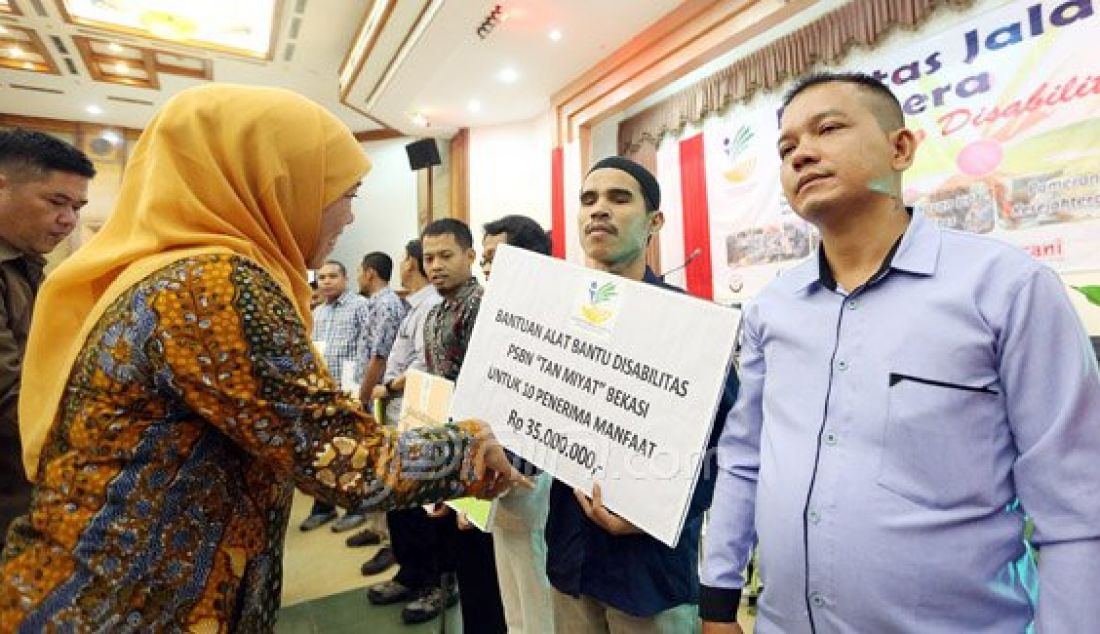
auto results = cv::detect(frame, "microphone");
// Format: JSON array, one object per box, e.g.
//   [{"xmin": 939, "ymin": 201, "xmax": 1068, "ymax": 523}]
[{"xmin": 660, "ymin": 247, "xmax": 703, "ymax": 281}]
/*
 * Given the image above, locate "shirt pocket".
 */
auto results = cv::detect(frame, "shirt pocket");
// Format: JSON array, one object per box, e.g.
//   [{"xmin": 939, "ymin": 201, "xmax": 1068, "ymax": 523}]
[{"xmin": 876, "ymin": 371, "xmax": 1000, "ymax": 509}]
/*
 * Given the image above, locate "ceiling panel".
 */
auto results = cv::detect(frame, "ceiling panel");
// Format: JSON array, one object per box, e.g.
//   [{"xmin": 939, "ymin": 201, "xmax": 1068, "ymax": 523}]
[{"xmin": 59, "ymin": 0, "xmax": 280, "ymax": 59}]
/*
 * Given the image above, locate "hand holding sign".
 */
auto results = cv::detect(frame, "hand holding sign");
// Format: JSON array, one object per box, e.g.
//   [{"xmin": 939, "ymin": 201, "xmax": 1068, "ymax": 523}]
[{"xmin": 573, "ymin": 483, "xmax": 642, "ymax": 536}]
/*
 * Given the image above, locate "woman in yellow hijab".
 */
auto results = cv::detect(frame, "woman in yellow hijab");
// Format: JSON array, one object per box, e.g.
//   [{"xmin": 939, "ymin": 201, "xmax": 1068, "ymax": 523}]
[{"xmin": 0, "ymin": 84, "xmax": 520, "ymax": 631}]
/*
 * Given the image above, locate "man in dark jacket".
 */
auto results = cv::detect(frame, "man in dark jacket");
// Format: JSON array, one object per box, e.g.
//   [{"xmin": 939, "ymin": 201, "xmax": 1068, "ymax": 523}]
[
  {"xmin": 0, "ymin": 129, "xmax": 94, "ymax": 547},
  {"xmin": 546, "ymin": 156, "xmax": 739, "ymax": 633}
]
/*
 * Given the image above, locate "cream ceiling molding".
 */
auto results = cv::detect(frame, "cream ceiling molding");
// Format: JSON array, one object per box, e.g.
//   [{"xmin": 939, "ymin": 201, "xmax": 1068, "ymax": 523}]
[
  {"xmin": 364, "ymin": 0, "xmax": 442, "ymax": 111},
  {"xmin": 338, "ymin": 0, "xmax": 443, "ymax": 127},
  {"xmin": 0, "ymin": 23, "xmax": 58, "ymax": 74},
  {"xmin": 72, "ymin": 35, "xmax": 211, "ymax": 89},
  {"xmin": 338, "ymin": 0, "xmax": 395, "ymax": 91},
  {"xmin": 58, "ymin": 0, "xmax": 282, "ymax": 59}
]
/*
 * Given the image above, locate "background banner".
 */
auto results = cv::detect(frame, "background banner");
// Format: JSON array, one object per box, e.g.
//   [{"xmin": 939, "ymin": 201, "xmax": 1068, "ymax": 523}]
[{"xmin": 700, "ymin": 0, "xmax": 1099, "ymax": 303}]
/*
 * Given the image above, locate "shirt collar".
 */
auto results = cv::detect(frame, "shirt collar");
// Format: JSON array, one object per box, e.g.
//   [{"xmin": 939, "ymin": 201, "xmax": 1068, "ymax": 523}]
[
  {"xmin": 786, "ymin": 208, "xmax": 939, "ymax": 294},
  {"xmin": 329, "ymin": 288, "xmax": 360, "ymax": 306},
  {"xmin": 443, "ymin": 277, "xmax": 480, "ymax": 304},
  {"xmin": 0, "ymin": 237, "xmax": 45, "ymax": 267},
  {"xmin": 888, "ymin": 210, "xmax": 940, "ymax": 277},
  {"xmin": 372, "ymin": 286, "xmax": 398, "ymax": 303},
  {"xmin": 406, "ymin": 284, "xmax": 439, "ymax": 309}
]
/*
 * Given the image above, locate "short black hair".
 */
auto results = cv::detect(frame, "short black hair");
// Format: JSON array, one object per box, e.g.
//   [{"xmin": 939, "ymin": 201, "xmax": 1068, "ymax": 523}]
[
  {"xmin": 483, "ymin": 215, "xmax": 550, "ymax": 255},
  {"xmin": 321, "ymin": 260, "xmax": 347, "ymax": 277},
  {"xmin": 0, "ymin": 129, "xmax": 97, "ymax": 181},
  {"xmin": 404, "ymin": 239, "xmax": 426, "ymax": 277},
  {"xmin": 782, "ymin": 72, "xmax": 904, "ymax": 131},
  {"xmin": 361, "ymin": 251, "xmax": 393, "ymax": 282},
  {"xmin": 422, "ymin": 218, "xmax": 473, "ymax": 250}
]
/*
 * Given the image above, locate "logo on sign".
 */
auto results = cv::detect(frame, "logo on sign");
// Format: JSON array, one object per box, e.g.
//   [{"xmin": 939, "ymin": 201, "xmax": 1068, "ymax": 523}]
[{"xmin": 571, "ymin": 279, "xmax": 620, "ymax": 336}]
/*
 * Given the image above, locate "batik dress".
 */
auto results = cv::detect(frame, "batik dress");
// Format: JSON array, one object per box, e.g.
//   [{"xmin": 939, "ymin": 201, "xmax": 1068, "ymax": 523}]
[{"xmin": 0, "ymin": 254, "xmax": 486, "ymax": 632}]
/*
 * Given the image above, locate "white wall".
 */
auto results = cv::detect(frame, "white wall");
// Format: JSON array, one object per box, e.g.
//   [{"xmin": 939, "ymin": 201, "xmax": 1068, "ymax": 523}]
[
  {"xmin": 328, "ymin": 137, "xmax": 420, "ymax": 280},
  {"xmin": 467, "ymin": 115, "xmax": 553, "ymax": 245},
  {"xmin": 589, "ymin": 113, "xmax": 625, "ymax": 165}
]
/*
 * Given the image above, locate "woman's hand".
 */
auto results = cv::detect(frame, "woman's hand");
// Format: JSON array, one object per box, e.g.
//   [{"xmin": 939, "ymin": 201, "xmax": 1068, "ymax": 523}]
[{"xmin": 468, "ymin": 420, "xmax": 533, "ymax": 498}]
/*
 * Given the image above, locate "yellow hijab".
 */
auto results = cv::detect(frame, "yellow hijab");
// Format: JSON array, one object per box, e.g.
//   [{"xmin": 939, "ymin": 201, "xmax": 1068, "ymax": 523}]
[{"xmin": 20, "ymin": 84, "xmax": 371, "ymax": 479}]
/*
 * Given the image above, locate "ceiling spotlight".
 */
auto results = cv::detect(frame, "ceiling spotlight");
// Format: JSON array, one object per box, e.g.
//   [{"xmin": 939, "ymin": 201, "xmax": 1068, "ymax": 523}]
[
  {"xmin": 410, "ymin": 112, "xmax": 429, "ymax": 128},
  {"xmin": 22, "ymin": 62, "xmax": 34, "ymax": 70},
  {"xmin": 115, "ymin": 61, "xmax": 129, "ymax": 74},
  {"xmin": 101, "ymin": 130, "xmax": 122, "ymax": 146},
  {"xmin": 549, "ymin": 29, "xmax": 562, "ymax": 42},
  {"xmin": 467, "ymin": 99, "xmax": 482, "ymax": 113},
  {"xmin": 9, "ymin": 46, "xmax": 24, "ymax": 58},
  {"xmin": 497, "ymin": 67, "xmax": 518, "ymax": 84},
  {"xmin": 476, "ymin": 3, "xmax": 505, "ymax": 40},
  {"xmin": 108, "ymin": 42, "xmax": 124, "ymax": 53},
  {"xmin": 85, "ymin": 105, "xmax": 104, "ymax": 116}
]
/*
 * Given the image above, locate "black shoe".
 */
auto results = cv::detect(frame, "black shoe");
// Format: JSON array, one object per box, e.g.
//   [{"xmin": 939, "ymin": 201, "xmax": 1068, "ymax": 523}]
[
  {"xmin": 345, "ymin": 528, "xmax": 382, "ymax": 548},
  {"xmin": 400, "ymin": 585, "xmax": 458, "ymax": 624},
  {"xmin": 299, "ymin": 511, "xmax": 338, "ymax": 531},
  {"xmin": 367, "ymin": 579, "xmax": 417, "ymax": 606},
  {"xmin": 361, "ymin": 546, "xmax": 396, "ymax": 576}
]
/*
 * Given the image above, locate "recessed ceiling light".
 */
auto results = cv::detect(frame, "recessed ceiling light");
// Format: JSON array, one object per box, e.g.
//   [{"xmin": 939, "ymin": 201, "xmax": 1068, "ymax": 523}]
[
  {"xmin": 85, "ymin": 105, "xmax": 103, "ymax": 116},
  {"xmin": 22, "ymin": 62, "xmax": 34, "ymax": 70},
  {"xmin": 108, "ymin": 42, "xmax": 124, "ymax": 54},
  {"xmin": 101, "ymin": 131, "xmax": 122, "ymax": 146},
  {"xmin": 115, "ymin": 61, "xmax": 128, "ymax": 74},
  {"xmin": 497, "ymin": 67, "xmax": 518, "ymax": 83},
  {"xmin": 467, "ymin": 99, "xmax": 482, "ymax": 113},
  {"xmin": 9, "ymin": 46, "xmax": 23, "ymax": 58},
  {"xmin": 549, "ymin": 29, "xmax": 562, "ymax": 42},
  {"xmin": 410, "ymin": 112, "xmax": 429, "ymax": 127}
]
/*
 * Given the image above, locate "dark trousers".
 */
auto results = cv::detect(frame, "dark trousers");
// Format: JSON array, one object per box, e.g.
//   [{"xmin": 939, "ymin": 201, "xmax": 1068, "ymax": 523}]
[
  {"xmin": 389, "ymin": 506, "xmax": 440, "ymax": 590},
  {"xmin": 438, "ymin": 516, "xmax": 507, "ymax": 634},
  {"xmin": 308, "ymin": 498, "xmax": 335, "ymax": 516}
]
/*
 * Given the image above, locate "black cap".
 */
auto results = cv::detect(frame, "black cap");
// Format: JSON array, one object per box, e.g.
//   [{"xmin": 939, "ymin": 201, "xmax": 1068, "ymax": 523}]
[{"xmin": 587, "ymin": 156, "xmax": 660, "ymax": 212}]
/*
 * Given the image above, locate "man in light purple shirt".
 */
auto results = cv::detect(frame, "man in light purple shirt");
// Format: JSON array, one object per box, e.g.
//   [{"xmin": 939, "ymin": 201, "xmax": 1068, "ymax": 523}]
[{"xmin": 700, "ymin": 72, "xmax": 1100, "ymax": 633}]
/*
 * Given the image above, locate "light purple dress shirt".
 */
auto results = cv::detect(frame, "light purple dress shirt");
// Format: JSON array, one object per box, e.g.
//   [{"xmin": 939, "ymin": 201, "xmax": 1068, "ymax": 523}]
[
  {"xmin": 382, "ymin": 284, "xmax": 442, "ymax": 383},
  {"xmin": 701, "ymin": 211, "xmax": 1100, "ymax": 633}
]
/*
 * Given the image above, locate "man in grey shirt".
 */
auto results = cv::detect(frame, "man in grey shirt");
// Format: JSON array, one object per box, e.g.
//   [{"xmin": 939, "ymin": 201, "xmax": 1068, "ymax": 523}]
[{"xmin": 371, "ymin": 241, "xmax": 441, "ymax": 424}]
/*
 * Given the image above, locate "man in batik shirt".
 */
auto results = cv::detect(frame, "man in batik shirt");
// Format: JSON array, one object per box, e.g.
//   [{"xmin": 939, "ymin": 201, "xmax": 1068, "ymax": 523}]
[{"xmin": 403, "ymin": 219, "xmax": 506, "ymax": 631}]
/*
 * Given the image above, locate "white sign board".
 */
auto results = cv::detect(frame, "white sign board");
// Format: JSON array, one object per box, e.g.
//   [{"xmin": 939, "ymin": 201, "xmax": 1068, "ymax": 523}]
[{"xmin": 451, "ymin": 246, "xmax": 739, "ymax": 546}]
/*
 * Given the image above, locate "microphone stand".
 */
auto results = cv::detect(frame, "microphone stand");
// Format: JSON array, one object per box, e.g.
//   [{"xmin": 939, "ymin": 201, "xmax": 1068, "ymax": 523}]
[{"xmin": 659, "ymin": 249, "xmax": 703, "ymax": 281}]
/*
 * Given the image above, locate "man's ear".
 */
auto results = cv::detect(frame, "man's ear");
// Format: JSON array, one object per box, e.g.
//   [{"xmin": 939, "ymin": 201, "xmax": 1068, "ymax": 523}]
[
  {"xmin": 891, "ymin": 128, "xmax": 918, "ymax": 172},
  {"xmin": 648, "ymin": 210, "xmax": 665, "ymax": 235}
]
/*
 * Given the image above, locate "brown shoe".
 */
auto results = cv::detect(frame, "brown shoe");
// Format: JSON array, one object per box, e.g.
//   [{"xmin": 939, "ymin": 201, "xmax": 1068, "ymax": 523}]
[{"xmin": 345, "ymin": 528, "xmax": 382, "ymax": 547}]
